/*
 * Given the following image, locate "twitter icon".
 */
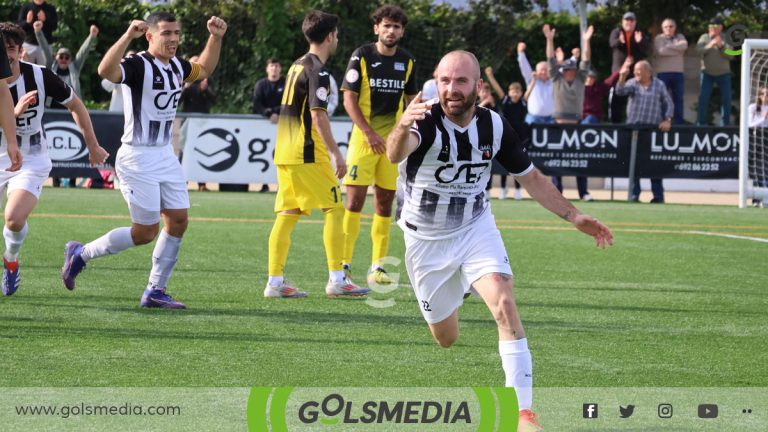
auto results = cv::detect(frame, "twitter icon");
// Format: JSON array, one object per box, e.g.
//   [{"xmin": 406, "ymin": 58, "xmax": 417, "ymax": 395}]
[{"xmin": 619, "ymin": 405, "xmax": 636, "ymax": 418}]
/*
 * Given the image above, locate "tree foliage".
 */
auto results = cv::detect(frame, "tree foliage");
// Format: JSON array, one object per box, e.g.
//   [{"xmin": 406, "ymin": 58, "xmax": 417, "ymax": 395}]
[{"xmin": 0, "ymin": 0, "xmax": 765, "ymax": 113}]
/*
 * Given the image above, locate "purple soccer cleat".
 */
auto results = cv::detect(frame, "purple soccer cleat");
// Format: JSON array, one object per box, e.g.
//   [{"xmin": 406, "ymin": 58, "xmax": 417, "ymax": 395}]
[
  {"xmin": 61, "ymin": 241, "xmax": 86, "ymax": 290},
  {"xmin": 2, "ymin": 257, "xmax": 20, "ymax": 296},
  {"xmin": 140, "ymin": 287, "xmax": 186, "ymax": 309}
]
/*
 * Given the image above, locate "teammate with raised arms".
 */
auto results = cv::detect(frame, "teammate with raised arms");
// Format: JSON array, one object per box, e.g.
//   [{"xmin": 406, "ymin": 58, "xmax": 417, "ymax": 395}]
[{"xmin": 61, "ymin": 12, "xmax": 227, "ymax": 308}]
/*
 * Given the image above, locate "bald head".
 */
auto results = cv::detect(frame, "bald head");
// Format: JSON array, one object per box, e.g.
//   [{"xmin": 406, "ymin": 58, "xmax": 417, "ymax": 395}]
[
  {"xmin": 634, "ymin": 60, "xmax": 652, "ymax": 83},
  {"xmin": 438, "ymin": 50, "xmax": 481, "ymax": 80}
]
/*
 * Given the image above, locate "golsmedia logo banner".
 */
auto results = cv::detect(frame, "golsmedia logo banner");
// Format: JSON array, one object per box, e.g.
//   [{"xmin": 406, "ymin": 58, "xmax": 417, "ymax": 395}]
[{"xmin": 247, "ymin": 387, "xmax": 518, "ymax": 431}]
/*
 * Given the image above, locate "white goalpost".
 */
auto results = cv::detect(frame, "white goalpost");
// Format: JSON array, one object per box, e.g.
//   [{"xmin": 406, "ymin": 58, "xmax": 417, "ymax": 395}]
[{"xmin": 739, "ymin": 39, "xmax": 768, "ymax": 208}]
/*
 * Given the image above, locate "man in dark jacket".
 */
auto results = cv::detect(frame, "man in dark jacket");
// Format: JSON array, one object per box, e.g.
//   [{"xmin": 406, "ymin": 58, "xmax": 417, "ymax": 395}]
[
  {"xmin": 608, "ymin": 11, "xmax": 649, "ymax": 123},
  {"xmin": 16, "ymin": 0, "xmax": 57, "ymax": 65}
]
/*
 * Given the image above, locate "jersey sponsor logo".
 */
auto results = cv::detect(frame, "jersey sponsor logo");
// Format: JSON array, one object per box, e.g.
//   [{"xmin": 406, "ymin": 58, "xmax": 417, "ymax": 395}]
[
  {"xmin": 368, "ymin": 78, "xmax": 405, "ymax": 90},
  {"xmin": 394, "ymin": 62, "xmax": 405, "ymax": 71},
  {"xmin": 319, "ymin": 71, "xmax": 329, "ymax": 76},
  {"xmin": 45, "ymin": 121, "xmax": 89, "ymax": 161},
  {"xmin": 371, "ymin": 62, "xmax": 382, "ymax": 68},
  {"xmin": 316, "ymin": 87, "xmax": 328, "ymax": 102},
  {"xmin": 434, "ymin": 162, "xmax": 489, "ymax": 184},
  {"xmin": 193, "ymin": 128, "xmax": 240, "ymax": 171},
  {"xmin": 350, "ymin": 56, "xmax": 360, "ymax": 61},
  {"xmin": 345, "ymin": 69, "xmax": 359, "ymax": 83},
  {"xmin": 154, "ymin": 90, "xmax": 182, "ymax": 110}
]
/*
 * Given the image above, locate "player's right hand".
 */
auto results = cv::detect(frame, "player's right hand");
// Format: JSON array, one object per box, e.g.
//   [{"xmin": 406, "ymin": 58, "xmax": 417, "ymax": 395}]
[
  {"xmin": 15, "ymin": 90, "xmax": 37, "ymax": 117},
  {"xmin": 88, "ymin": 144, "xmax": 110, "ymax": 167},
  {"xmin": 331, "ymin": 150, "xmax": 347, "ymax": 179},
  {"xmin": 126, "ymin": 20, "xmax": 148, "ymax": 39},
  {"xmin": 364, "ymin": 129, "xmax": 386, "ymax": 154},
  {"xmin": 399, "ymin": 91, "xmax": 432, "ymax": 128}
]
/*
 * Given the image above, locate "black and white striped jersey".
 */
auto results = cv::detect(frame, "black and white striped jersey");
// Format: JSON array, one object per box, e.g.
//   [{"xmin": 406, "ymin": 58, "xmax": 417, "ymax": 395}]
[
  {"xmin": 1, "ymin": 61, "xmax": 73, "ymax": 161},
  {"xmin": 119, "ymin": 52, "xmax": 200, "ymax": 147},
  {"xmin": 398, "ymin": 104, "xmax": 534, "ymax": 239}
]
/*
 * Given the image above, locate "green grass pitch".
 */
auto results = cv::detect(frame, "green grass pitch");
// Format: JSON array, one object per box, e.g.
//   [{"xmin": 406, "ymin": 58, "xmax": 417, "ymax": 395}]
[{"xmin": 1, "ymin": 188, "xmax": 766, "ymax": 388}]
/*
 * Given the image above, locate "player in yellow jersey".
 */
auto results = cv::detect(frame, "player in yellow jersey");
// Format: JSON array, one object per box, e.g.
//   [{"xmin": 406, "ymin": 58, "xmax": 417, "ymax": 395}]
[
  {"xmin": 265, "ymin": 10, "xmax": 370, "ymax": 298},
  {"xmin": 341, "ymin": 5, "xmax": 418, "ymax": 286}
]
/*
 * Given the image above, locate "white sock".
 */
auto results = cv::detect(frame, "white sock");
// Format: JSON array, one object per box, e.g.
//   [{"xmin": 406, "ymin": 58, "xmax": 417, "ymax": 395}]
[
  {"xmin": 329, "ymin": 270, "xmax": 345, "ymax": 283},
  {"xmin": 148, "ymin": 230, "xmax": 182, "ymax": 289},
  {"xmin": 3, "ymin": 223, "xmax": 28, "ymax": 261},
  {"xmin": 499, "ymin": 338, "xmax": 533, "ymax": 410},
  {"xmin": 81, "ymin": 227, "xmax": 135, "ymax": 262},
  {"xmin": 268, "ymin": 276, "xmax": 284, "ymax": 286}
]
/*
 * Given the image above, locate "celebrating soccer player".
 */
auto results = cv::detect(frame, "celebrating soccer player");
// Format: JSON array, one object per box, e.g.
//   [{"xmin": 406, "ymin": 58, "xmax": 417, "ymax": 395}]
[
  {"xmin": 61, "ymin": 12, "xmax": 227, "ymax": 308},
  {"xmin": 340, "ymin": 5, "xmax": 418, "ymax": 286},
  {"xmin": 0, "ymin": 23, "xmax": 106, "ymax": 296},
  {"xmin": 387, "ymin": 51, "xmax": 614, "ymax": 431},
  {"xmin": 264, "ymin": 10, "xmax": 370, "ymax": 298}
]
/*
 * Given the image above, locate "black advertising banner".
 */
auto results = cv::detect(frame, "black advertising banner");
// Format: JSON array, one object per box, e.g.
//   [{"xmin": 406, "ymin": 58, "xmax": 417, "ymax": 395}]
[
  {"xmin": 525, "ymin": 124, "xmax": 633, "ymax": 177},
  {"xmin": 635, "ymin": 126, "xmax": 739, "ymax": 179},
  {"xmin": 44, "ymin": 110, "xmax": 122, "ymax": 178}
]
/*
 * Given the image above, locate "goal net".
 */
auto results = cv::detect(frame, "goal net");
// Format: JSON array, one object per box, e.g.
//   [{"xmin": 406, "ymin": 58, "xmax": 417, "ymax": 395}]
[{"xmin": 739, "ymin": 39, "xmax": 768, "ymax": 208}]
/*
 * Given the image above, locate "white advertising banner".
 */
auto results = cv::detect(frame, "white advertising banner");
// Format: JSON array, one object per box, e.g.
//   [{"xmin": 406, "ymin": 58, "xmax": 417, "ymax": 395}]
[{"xmin": 180, "ymin": 116, "xmax": 353, "ymax": 183}]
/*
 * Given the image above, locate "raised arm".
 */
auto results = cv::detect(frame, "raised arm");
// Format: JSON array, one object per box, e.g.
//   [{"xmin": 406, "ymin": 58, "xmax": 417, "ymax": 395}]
[
  {"xmin": 32, "ymin": 20, "xmax": 52, "ymax": 68},
  {"xmin": 387, "ymin": 92, "xmax": 430, "ymax": 163},
  {"xmin": 73, "ymin": 25, "xmax": 99, "ymax": 71},
  {"xmin": 484, "ymin": 66, "xmax": 505, "ymax": 100},
  {"xmin": 517, "ymin": 42, "xmax": 533, "ymax": 83},
  {"xmin": 582, "ymin": 25, "xmax": 593, "ymax": 62},
  {"xmin": 98, "ymin": 20, "xmax": 147, "ymax": 83},
  {"xmin": 195, "ymin": 16, "xmax": 227, "ymax": 80},
  {"xmin": 543, "ymin": 24, "xmax": 556, "ymax": 59}
]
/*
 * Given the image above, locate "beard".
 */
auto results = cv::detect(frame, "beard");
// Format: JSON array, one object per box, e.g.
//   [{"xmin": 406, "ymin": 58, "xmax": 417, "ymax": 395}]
[
  {"xmin": 440, "ymin": 89, "xmax": 477, "ymax": 117},
  {"xmin": 379, "ymin": 36, "xmax": 400, "ymax": 48}
]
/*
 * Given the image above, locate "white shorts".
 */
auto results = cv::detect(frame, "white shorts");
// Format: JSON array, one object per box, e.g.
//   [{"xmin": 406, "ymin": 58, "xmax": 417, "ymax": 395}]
[
  {"xmin": 0, "ymin": 155, "xmax": 52, "ymax": 200},
  {"xmin": 116, "ymin": 144, "xmax": 189, "ymax": 225},
  {"xmin": 404, "ymin": 210, "xmax": 513, "ymax": 324}
]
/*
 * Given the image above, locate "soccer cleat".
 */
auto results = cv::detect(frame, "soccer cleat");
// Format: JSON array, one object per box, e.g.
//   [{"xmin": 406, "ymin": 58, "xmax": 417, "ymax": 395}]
[
  {"xmin": 367, "ymin": 267, "xmax": 393, "ymax": 286},
  {"xmin": 264, "ymin": 280, "xmax": 308, "ymax": 298},
  {"xmin": 61, "ymin": 241, "xmax": 86, "ymax": 290},
  {"xmin": 325, "ymin": 277, "xmax": 371, "ymax": 297},
  {"xmin": 140, "ymin": 287, "xmax": 187, "ymax": 309},
  {"xmin": 342, "ymin": 263, "xmax": 352, "ymax": 279},
  {"xmin": 518, "ymin": 409, "xmax": 543, "ymax": 432},
  {"xmin": 2, "ymin": 257, "xmax": 20, "ymax": 296}
]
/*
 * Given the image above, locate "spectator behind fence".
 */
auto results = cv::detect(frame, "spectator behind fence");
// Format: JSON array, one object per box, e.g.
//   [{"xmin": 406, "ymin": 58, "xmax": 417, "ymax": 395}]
[
  {"xmin": 583, "ymin": 62, "xmax": 623, "ymax": 123},
  {"xmin": 485, "ymin": 66, "xmax": 529, "ymax": 200},
  {"xmin": 696, "ymin": 17, "xmax": 734, "ymax": 126},
  {"xmin": 518, "ymin": 40, "xmax": 554, "ymax": 124},
  {"xmin": 653, "ymin": 18, "xmax": 687, "ymax": 124},
  {"xmin": 608, "ymin": 11, "xmax": 649, "ymax": 123},
  {"xmin": 101, "ymin": 50, "xmax": 136, "ymax": 112},
  {"xmin": 17, "ymin": 0, "xmax": 57, "ymax": 65},
  {"xmin": 545, "ymin": 24, "xmax": 594, "ymax": 201},
  {"xmin": 180, "ymin": 55, "xmax": 216, "ymax": 192},
  {"xmin": 616, "ymin": 60, "xmax": 673, "ymax": 204},
  {"xmin": 35, "ymin": 21, "xmax": 98, "ymax": 106},
  {"xmin": 252, "ymin": 57, "xmax": 284, "ymax": 192},
  {"xmin": 748, "ymin": 86, "xmax": 768, "ymax": 207}
]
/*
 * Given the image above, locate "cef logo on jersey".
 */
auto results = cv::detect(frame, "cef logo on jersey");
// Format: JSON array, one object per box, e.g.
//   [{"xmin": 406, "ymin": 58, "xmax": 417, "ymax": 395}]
[{"xmin": 45, "ymin": 121, "xmax": 90, "ymax": 161}]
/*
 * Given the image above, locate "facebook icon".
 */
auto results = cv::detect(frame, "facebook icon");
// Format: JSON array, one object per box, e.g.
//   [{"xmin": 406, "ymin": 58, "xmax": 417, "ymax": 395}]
[{"xmin": 583, "ymin": 403, "xmax": 599, "ymax": 419}]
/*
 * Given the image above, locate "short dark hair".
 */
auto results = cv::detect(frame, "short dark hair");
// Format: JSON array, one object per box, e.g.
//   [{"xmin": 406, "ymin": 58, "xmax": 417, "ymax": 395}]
[
  {"xmin": 146, "ymin": 11, "xmax": 177, "ymax": 28},
  {"xmin": 0, "ymin": 22, "xmax": 25, "ymax": 47},
  {"xmin": 372, "ymin": 5, "xmax": 408, "ymax": 26},
  {"xmin": 302, "ymin": 10, "xmax": 338, "ymax": 44},
  {"xmin": 266, "ymin": 57, "xmax": 280, "ymax": 66}
]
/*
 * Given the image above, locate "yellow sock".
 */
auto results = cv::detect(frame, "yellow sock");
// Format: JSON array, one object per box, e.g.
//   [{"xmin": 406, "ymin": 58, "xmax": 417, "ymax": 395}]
[
  {"xmin": 324, "ymin": 207, "xmax": 345, "ymax": 272},
  {"xmin": 268, "ymin": 213, "xmax": 299, "ymax": 276},
  {"xmin": 371, "ymin": 214, "xmax": 392, "ymax": 266},
  {"xmin": 342, "ymin": 210, "xmax": 361, "ymax": 265}
]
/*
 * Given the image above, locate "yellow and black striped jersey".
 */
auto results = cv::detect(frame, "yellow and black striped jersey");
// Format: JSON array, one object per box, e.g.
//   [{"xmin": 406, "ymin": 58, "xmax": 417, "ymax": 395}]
[
  {"xmin": 341, "ymin": 44, "xmax": 417, "ymax": 139},
  {"xmin": 274, "ymin": 53, "xmax": 331, "ymax": 165}
]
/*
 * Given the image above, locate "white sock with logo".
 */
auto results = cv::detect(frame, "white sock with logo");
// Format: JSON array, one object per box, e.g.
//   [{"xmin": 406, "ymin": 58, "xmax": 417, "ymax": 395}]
[
  {"xmin": 148, "ymin": 230, "xmax": 182, "ymax": 289},
  {"xmin": 3, "ymin": 223, "xmax": 28, "ymax": 261},
  {"xmin": 499, "ymin": 338, "xmax": 533, "ymax": 410},
  {"xmin": 329, "ymin": 270, "xmax": 345, "ymax": 283},
  {"xmin": 81, "ymin": 227, "xmax": 135, "ymax": 262}
]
